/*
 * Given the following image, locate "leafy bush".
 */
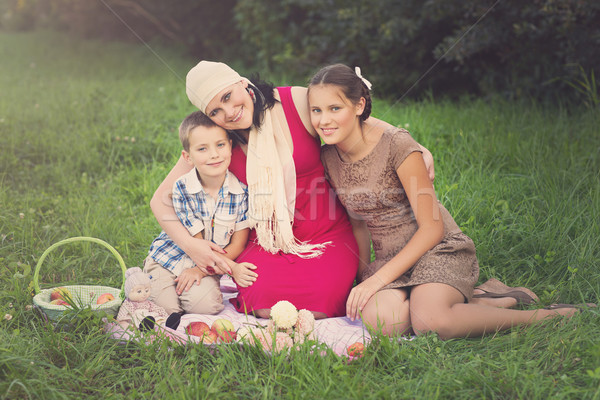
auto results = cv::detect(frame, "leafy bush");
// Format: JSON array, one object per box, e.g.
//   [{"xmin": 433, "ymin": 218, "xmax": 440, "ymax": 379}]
[
  {"xmin": 235, "ymin": 0, "xmax": 600, "ymax": 102},
  {"xmin": 433, "ymin": 0, "xmax": 600, "ymax": 101},
  {"xmin": 0, "ymin": 0, "xmax": 240, "ymax": 59},
  {"xmin": 2, "ymin": 0, "xmax": 598, "ymax": 102}
]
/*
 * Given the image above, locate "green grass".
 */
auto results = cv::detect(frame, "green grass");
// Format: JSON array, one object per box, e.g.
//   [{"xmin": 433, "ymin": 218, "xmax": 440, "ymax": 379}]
[{"xmin": 1, "ymin": 30, "xmax": 599, "ymax": 399}]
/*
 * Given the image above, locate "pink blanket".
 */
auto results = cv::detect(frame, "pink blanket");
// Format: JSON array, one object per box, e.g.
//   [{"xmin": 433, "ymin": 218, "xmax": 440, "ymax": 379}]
[{"xmin": 105, "ymin": 276, "xmax": 373, "ymax": 356}]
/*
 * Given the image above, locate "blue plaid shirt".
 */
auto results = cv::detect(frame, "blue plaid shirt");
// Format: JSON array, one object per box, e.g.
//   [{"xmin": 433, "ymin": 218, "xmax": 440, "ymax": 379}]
[{"xmin": 148, "ymin": 169, "xmax": 249, "ymax": 276}]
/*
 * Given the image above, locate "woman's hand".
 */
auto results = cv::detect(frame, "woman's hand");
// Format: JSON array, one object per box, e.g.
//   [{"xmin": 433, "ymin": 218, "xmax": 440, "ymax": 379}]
[
  {"xmin": 185, "ymin": 237, "xmax": 231, "ymax": 274},
  {"xmin": 174, "ymin": 266, "xmax": 206, "ymax": 295},
  {"xmin": 346, "ymin": 274, "xmax": 386, "ymax": 321}
]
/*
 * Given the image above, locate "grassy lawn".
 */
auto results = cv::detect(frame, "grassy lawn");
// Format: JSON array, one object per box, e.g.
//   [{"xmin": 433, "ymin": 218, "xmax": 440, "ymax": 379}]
[{"xmin": 1, "ymin": 31, "xmax": 599, "ymax": 399}]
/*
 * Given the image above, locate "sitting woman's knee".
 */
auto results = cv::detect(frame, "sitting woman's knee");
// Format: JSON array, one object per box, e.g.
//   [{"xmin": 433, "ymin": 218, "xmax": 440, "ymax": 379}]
[
  {"xmin": 362, "ymin": 299, "xmax": 410, "ymax": 336},
  {"xmin": 411, "ymin": 313, "xmax": 455, "ymax": 339},
  {"xmin": 253, "ymin": 308, "xmax": 270, "ymax": 319},
  {"xmin": 361, "ymin": 306, "xmax": 384, "ymax": 332}
]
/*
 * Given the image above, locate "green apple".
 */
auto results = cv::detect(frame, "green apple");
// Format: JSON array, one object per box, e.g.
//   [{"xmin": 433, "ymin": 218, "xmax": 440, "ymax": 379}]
[{"xmin": 211, "ymin": 318, "xmax": 234, "ymax": 336}]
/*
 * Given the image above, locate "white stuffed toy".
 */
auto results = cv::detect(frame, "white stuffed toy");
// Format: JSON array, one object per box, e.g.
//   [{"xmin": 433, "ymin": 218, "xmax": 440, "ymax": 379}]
[{"xmin": 116, "ymin": 267, "xmax": 181, "ymax": 331}]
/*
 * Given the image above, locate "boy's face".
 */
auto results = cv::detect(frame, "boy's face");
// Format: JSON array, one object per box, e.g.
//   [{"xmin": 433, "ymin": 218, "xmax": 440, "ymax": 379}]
[{"xmin": 182, "ymin": 125, "xmax": 232, "ymax": 182}]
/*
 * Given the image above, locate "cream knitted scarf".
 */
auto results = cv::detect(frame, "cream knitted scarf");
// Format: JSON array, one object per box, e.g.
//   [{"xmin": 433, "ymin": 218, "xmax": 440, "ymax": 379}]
[{"xmin": 186, "ymin": 60, "xmax": 328, "ymax": 258}]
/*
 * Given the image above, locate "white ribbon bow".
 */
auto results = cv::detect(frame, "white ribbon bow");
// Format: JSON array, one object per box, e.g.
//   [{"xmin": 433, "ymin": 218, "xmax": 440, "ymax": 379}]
[{"xmin": 355, "ymin": 66, "xmax": 372, "ymax": 90}]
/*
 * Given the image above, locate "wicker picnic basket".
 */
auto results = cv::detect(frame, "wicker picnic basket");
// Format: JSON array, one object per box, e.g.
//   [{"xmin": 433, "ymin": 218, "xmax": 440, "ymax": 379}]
[{"xmin": 32, "ymin": 236, "xmax": 127, "ymax": 321}]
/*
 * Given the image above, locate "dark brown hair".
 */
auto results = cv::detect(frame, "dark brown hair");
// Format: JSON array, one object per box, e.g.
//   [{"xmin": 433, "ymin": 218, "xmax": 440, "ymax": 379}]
[{"xmin": 308, "ymin": 64, "xmax": 372, "ymax": 122}]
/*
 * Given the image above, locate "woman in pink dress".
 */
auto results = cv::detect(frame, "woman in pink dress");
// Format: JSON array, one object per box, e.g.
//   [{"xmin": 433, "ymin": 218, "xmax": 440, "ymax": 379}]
[{"xmin": 149, "ymin": 61, "xmax": 436, "ymax": 318}]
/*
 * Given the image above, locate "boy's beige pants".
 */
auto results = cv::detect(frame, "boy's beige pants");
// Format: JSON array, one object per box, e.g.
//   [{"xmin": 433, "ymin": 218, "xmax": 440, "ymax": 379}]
[{"xmin": 143, "ymin": 256, "xmax": 224, "ymax": 315}]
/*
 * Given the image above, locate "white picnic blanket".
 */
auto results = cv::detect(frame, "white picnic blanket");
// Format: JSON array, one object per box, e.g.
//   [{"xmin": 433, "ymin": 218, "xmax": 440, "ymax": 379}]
[{"xmin": 105, "ymin": 276, "xmax": 372, "ymax": 356}]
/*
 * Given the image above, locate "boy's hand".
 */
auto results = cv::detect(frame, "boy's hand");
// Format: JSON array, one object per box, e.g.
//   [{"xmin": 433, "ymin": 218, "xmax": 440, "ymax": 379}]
[
  {"xmin": 231, "ymin": 262, "xmax": 258, "ymax": 288},
  {"xmin": 174, "ymin": 266, "xmax": 206, "ymax": 295}
]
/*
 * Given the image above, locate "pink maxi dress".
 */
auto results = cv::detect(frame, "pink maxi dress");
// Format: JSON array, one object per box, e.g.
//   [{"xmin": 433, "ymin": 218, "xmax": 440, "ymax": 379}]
[{"xmin": 227, "ymin": 87, "xmax": 359, "ymax": 317}]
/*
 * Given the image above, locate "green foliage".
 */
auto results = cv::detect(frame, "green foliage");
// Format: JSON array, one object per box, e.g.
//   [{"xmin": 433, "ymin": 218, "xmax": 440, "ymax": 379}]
[
  {"xmin": 235, "ymin": 0, "xmax": 600, "ymax": 103},
  {"xmin": 433, "ymin": 0, "xmax": 600, "ymax": 101},
  {"xmin": 1, "ymin": 31, "xmax": 599, "ymax": 399},
  {"xmin": 1, "ymin": 0, "xmax": 599, "ymax": 103},
  {"xmin": 559, "ymin": 64, "xmax": 600, "ymax": 109},
  {"xmin": 0, "ymin": 0, "xmax": 240, "ymax": 59}
]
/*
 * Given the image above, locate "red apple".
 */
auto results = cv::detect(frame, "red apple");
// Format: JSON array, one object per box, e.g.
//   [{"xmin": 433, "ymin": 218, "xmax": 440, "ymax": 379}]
[
  {"xmin": 202, "ymin": 329, "xmax": 219, "ymax": 344},
  {"xmin": 50, "ymin": 287, "xmax": 71, "ymax": 302},
  {"xmin": 97, "ymin": 293, "xmax": 115, "ymax": 305},
  {"xmin": 347, "ymin": 342, "xmax": 364, "ymax": 357},
  {"xmin": 50, "ymin": 299, "xmax": 69, "ymax": 306},
  {"xmin": 186, "ymin": 321, "xmax": 211, "ymax": 338},
  {"xmin": 217, "ymin": 330, "xmax": 237, "ymax": 343}
]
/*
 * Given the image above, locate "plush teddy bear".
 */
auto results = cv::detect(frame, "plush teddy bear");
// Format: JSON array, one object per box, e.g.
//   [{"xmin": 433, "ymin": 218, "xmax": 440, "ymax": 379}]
[{"xmin": 116, "ymin": 267, "xmax": 181, "ymax": 331}]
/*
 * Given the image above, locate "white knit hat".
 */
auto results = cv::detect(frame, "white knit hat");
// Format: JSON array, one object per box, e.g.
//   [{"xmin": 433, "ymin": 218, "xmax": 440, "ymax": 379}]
[{"xmin": 186, "ymin": 60, "xmax": 245, "ymax": 113}]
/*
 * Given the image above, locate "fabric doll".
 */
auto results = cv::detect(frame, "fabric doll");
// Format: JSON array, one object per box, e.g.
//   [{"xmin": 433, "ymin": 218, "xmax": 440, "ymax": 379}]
[{"xmin": 116, "ymin": 267, "xmax": 182, "ymax": 331}]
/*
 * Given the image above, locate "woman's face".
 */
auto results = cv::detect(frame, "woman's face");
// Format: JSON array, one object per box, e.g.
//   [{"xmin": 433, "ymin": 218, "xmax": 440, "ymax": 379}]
[{"xmin": 205, "ymin": 80, "xmax": 254, "ymax": 130}]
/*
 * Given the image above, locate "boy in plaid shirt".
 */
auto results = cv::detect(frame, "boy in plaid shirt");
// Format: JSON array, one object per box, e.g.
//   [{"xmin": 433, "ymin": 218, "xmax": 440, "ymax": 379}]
[{"xmin": 144, "ymin": 111, "xmax": 257, "ymax": 315}]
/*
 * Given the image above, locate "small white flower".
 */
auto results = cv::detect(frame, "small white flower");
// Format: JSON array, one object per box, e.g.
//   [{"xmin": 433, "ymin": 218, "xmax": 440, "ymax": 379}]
[
  {"xmin": 271, "ymin": 300, "xmax": 298, "ymax": 329},
  {"xmin": 19, "ymin": 213, "xmax": 25, "ymax": 219},
  {"xmin": 404, "ymin": 123, "xmax": 410, "ymax": 128},
  {"xmin": 130, "ymin": 137, "xmax": 136, "ymax": 143},
  {"xmin": 4, "ymin": 314, "xmax": 12, "ymax": 321},
  {"xmin": 236, "ymin": 326, "xmax": 253, "ymax": 342},
  {"xmin": 295, "ymin": 309, "xmax": 315, "ymax": 336},
  {"xmin": 25, "ymin": 305, "xmax": 33, "ymax": 311},
  {"xmin": 8, "ymin": 303, "xmax": 13, "ymax": 308}
]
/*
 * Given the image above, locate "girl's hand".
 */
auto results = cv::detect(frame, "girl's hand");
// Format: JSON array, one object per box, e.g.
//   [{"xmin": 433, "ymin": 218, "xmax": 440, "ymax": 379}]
[
  {"xmin": 346, "ymin": 275, "xmax": 386, "ymax": 321},
  {"xmin": 174, "ymin": 267, "xmax": 206, "ymax": 295},
  {"xmin": 231, "ymin": 262, "xmax": 258, "ymax": 288}
]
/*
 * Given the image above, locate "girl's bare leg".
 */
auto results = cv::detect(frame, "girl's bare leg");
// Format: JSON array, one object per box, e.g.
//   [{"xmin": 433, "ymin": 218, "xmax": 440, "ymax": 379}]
[
  {"xmin": 409, "ymin": 283, "xmax": 576, "ymax": 339},
  {"xmin": 361, "ymin": 288, "xmax": 412, "ymax": 336},
  {"xmin": 471, "ymin": 291, "xmax": 518, "ymax": 308}
]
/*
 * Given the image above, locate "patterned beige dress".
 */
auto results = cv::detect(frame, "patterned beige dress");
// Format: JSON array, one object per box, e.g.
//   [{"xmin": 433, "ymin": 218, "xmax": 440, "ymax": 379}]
[{"xmin": 321, "ymin": 127, "xmax": 479, "ymax": 300}]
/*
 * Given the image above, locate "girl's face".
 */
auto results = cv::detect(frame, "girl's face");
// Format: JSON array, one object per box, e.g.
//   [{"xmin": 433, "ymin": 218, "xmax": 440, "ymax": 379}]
[
  {"xmin": 308, "ymin": 84, "xmax": 365, "ymax": 146},
  {"xmin": 205, "ymin": 80, "xmax": 254, "ymax": 131}
]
